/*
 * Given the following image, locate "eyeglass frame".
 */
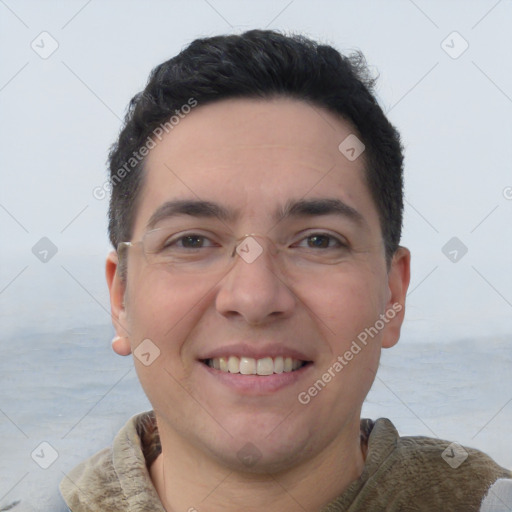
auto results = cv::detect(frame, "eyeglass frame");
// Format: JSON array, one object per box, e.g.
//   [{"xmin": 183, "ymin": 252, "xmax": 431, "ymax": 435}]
[{"xmin": 116, "ymin": 225, "xmax": 350, "ymax": 271}]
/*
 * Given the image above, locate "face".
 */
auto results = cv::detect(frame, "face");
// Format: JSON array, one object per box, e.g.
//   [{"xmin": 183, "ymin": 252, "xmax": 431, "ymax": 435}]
[{"xmin": 107, "ymin": 97, "xmax": 410, "ymax": 473}]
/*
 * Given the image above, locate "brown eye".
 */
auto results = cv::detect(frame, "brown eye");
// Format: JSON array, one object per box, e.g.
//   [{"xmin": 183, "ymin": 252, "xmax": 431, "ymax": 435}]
[
  {"xmin": 307, "ymin": 235, "xmax": 331, "ymax": 248},
  {"xmin": 298, "ymin": 233, "xmax": 345, "ymax": 249},
  {"xmin": 160, "ymin": 233, "xmax": 217, "ymax": 251},
  {"xmin": 180, "ymin": 235, "xmax": 206, "ymax": 248}
]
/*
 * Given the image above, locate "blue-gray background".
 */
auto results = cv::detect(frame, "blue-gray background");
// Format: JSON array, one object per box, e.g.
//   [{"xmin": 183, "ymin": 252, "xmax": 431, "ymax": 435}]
[{"xmin": 1, "ymin": 1, "xmax": 511, "ymax": 510}]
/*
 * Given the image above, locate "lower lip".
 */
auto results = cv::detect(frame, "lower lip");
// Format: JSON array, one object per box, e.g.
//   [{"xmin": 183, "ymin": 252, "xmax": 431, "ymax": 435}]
[{"xmin": 198, "ymin": 361, "xmax": 313, "ymax": 395}]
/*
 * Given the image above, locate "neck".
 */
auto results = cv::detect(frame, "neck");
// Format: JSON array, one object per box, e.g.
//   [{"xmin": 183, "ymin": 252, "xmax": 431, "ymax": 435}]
[{"xmin": 149, "ymin": 415, "xmax": 366, "ymax": 512}]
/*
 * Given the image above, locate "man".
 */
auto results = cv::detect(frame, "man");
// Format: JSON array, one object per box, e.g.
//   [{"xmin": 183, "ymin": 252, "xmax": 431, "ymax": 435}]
[{"xmin": 60, "ymin": 29, "xmax": 511, "ymax": 511}]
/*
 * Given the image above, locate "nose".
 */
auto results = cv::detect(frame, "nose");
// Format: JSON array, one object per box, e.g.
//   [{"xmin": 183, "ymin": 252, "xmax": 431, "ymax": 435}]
[{"xmin": 215, "ymin": 235, "xmax": 297, "ymax": 325}]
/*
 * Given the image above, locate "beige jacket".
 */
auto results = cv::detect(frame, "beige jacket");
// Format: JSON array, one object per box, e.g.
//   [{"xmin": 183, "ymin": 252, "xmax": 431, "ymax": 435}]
[{"xmin": 60, "ymin": 411, "xmax": 512, "ymax": 511}]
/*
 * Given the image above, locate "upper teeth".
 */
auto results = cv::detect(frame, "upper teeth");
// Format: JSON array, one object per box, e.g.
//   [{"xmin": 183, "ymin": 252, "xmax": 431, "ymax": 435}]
[{"xmin": 207, "ymin": 356, "xmax": 303, "ymax": 375}]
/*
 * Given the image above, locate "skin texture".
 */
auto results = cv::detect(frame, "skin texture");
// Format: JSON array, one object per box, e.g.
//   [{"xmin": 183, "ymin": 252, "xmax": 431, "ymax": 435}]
[{"xmin": 106, "ymin": 97, "xmax": 411, "ymax": 512}]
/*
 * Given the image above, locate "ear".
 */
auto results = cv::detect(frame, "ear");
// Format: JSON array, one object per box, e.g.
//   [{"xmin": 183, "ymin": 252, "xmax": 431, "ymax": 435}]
[
  {"xmin": 381, "ymin": 246, "xmax": 411, "ymax": 349},
  {"xmin": 106, "ymin": 250, "xmax": 131, "ymax": 355}
]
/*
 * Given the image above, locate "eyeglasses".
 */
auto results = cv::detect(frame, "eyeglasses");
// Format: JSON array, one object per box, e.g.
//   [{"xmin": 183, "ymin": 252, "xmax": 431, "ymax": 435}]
[{"xmin": 117, "ymin": 224, "xmax": 351, "ymax": 275}]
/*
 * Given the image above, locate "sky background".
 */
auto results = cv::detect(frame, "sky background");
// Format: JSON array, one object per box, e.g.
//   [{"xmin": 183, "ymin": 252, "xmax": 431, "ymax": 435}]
[
  {"xmin": 1, "ymin": 0, "xmax": 511, "ymax": 342},
  {"xmin": 0, "ymin": 1, "xmax": 511, "ymax": 510}
]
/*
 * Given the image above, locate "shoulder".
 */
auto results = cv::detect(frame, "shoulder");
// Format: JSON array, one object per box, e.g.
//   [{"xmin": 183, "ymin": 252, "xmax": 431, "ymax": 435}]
[
  {"xmin": 358, "ymin": 418, "xmax": 512, "ymax": 511},
  {"xmin": 393, "ymin": 423, "xmax": 511, "ymax": 481},
  {"xmin": 59, "ymin": 411, "xmax": 163, "ymax": 511},
  {"xmin": 59, "ymin": 445, "xmax": 120, "ymax": 511}
]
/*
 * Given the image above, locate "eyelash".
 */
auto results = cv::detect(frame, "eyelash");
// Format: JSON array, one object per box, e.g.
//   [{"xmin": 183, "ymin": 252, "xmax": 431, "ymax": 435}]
[{"xmin": 167, "ymin": 232, "xmax": 348, "ymax": 250}]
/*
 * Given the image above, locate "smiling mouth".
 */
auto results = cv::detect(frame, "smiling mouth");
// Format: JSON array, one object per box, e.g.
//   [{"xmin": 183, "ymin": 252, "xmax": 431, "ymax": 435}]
[{"xmin": 202, "ymin": 356, "xmax": 311, "ymax": 376}]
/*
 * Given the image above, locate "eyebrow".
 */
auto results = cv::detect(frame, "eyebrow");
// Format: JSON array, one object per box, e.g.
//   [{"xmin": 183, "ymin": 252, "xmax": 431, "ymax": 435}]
[
  {"xmin": 279, "ymin": 198, "xmax": 365, "ymax": 226},
  {"xmin": 146, "ymin": 200, "xmax": 238, "ymax": 230},
  {"xmin": 146, "ymin": 198, "xmax": 366, "ymax": 230}
]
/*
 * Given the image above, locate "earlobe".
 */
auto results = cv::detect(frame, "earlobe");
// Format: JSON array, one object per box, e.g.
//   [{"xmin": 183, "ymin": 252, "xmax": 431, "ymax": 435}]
[
  {"xmin": 106, "ymin": 251, "xmax": 131, "ymax": 355},
  {"xmin": 112, "ymin": 335, "xmax": 132, "ymax": 356},
  {"xmin": 381, "ymin": 246, "xmax": 411, "ymax": 349}
]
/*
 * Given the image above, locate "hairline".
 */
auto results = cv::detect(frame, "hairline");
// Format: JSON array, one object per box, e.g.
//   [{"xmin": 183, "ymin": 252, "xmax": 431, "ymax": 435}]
[{"xmin": 115, "ymin": 96, "xmax": 395, "ymax": 280}]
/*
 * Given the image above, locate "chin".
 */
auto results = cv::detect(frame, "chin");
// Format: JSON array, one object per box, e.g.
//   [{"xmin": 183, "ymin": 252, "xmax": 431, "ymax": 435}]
[
  {"xmin": 199, "ymin": 417, "xmax": 317, "ymax": 474},
  {"xmin": 211, "ymin": 437, "xmax": 311, "ymax": 475}
]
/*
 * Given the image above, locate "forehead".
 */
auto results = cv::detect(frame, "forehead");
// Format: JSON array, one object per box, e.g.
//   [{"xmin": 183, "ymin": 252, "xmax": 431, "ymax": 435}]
[
  {"xmin": 148, "ymin": 97, "xmax": 343, "ymax": 171},
  {"xmin": 134, "ymin": 97, "xmax": 379, "ymax": 234}
]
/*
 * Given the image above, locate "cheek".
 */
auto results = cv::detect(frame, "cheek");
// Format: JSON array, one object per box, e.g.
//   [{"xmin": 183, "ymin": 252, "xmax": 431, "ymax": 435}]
[
  {"xmin": 297, "ymin": 265, "xmax": 385, "ymax": 340},
  {"xmin": 313, "ymin": 267, "xmax": 387, "ymax": 396},
  {"xmin": 125, "ymin": 269, "xmax": 210, "ymax": 355},
  {"xmin": 125, "ymin": 271, "xmax": 211, "ymax": 413}
]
